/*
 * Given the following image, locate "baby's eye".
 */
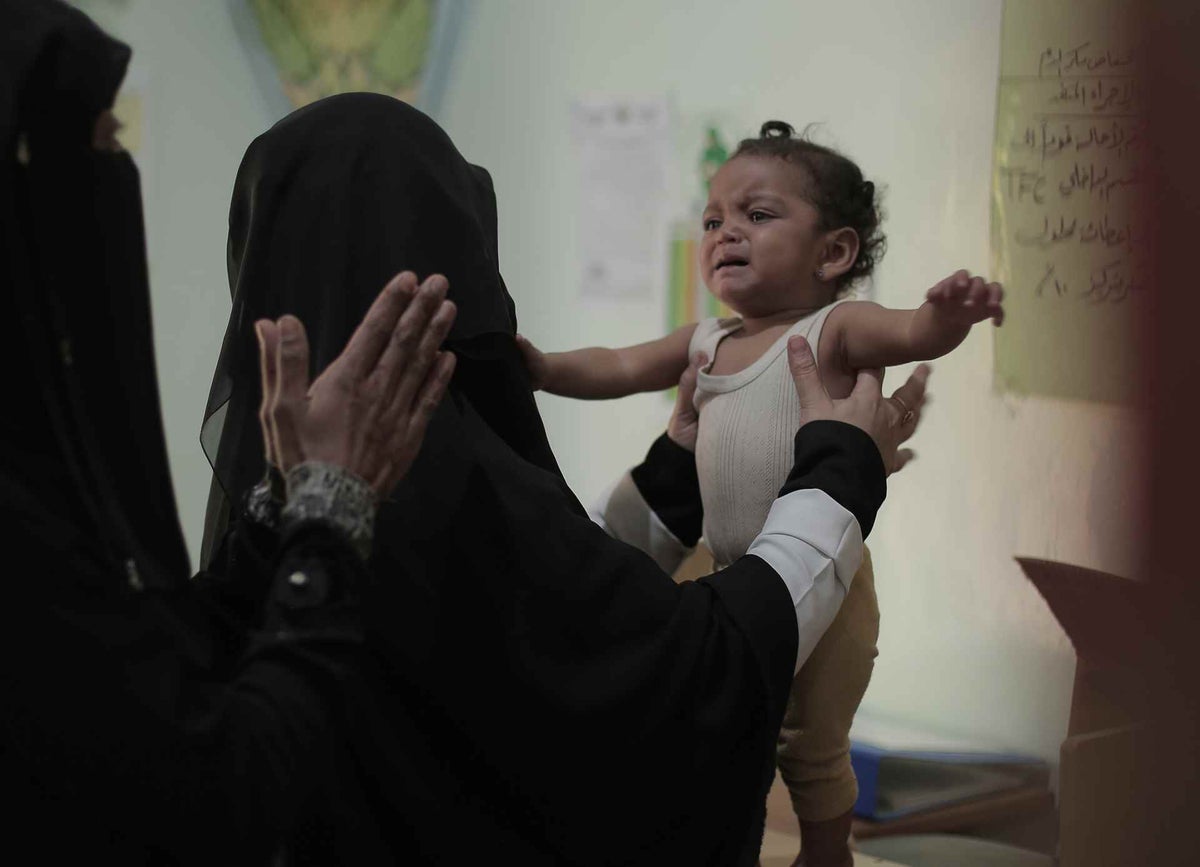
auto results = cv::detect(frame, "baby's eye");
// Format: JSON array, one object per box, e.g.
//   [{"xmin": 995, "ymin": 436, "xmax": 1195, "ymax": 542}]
[
  {"xmin": 703, "ymin": 218, "xmax": 721, "ymax": 231},
  {"xmin": 749, "ymin": 210, "xmax": 771, "ymax": 223}
]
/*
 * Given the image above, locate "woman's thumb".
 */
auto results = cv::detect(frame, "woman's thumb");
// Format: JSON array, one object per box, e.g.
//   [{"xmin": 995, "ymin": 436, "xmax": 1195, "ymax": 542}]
[{"xmin": 787, "ymin": 335, "xmax": 832, "ymax": 414}]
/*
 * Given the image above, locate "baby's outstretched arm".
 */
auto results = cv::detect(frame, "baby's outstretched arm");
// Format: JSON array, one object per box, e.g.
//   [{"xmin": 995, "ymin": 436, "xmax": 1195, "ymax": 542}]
[
  {"xmin": 516, "ymin": 323, "xmax": 697, "ymax": 399},
  {"xmin": 829, "ymin": 270, "xmax": 1004, "ymax": 370}
]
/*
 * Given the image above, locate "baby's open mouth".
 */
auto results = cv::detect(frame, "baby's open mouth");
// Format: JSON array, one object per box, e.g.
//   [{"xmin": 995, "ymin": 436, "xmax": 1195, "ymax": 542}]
[{"xmin": 716, "ymin": 258, "xmax": 748, "ymax": 270}]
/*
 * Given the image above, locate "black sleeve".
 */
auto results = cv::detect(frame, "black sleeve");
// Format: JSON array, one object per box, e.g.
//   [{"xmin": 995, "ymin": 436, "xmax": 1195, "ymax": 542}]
[
  {"xmin": 2, "ymin": 522, "xmax": 372, "ymax": 864},
  {"xmin": 629, "ymin": 434, "xmax": 703, "ymax": 546},
  {"xmin": 630, "ymin": 421, "xmax": 886, "ymax": 548},
  {"xmin": 192, "ymin": 505, "xmax": 281, "ymax": 635},
  {"xmin": 778, "ymin": 420, "xmax": 887, "ymax": 537}
]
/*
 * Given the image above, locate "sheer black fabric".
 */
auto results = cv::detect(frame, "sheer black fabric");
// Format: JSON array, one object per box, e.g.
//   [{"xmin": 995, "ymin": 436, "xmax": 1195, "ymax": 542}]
[{"xmin": 200, "ymin": 93, "xmax": 567, "ymax": 565}]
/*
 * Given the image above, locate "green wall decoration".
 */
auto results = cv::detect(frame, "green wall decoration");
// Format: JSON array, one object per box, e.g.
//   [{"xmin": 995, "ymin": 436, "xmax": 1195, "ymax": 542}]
[{"xmin": 248, "ymin": 0, "xmax": 435, "ymax": 108}]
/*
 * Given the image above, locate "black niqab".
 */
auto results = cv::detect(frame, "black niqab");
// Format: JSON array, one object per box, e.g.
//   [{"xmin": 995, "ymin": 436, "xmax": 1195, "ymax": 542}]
[
  {"xmin": 1, "ymin": 0, "xmax": 190, "ymax": 588},
  {"xmin": 3, "ymin": 13, "xmax": 412, "ymax": 863}
]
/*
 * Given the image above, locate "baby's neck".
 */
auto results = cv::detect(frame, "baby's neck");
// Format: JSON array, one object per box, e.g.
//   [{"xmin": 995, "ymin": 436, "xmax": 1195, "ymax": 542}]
[{"xmin": 735, "ymin": 303, "xmax": 829, "ymax": 337}]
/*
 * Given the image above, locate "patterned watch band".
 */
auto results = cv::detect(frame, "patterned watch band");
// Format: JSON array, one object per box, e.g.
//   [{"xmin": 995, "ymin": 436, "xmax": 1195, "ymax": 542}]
[
  {"xmin": 245, "ymin": 465, "xmax": 285, "ymax": 528},
  {"xmin": 282, "ymin": 462, "xmax": 377, "ymax": 560}
]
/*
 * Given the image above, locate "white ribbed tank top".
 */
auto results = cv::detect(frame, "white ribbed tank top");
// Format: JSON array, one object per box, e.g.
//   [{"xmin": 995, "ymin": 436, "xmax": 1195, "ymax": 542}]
[{"xmin": 689, "ymin": 301, "xmax": 846, "ymax": 570}]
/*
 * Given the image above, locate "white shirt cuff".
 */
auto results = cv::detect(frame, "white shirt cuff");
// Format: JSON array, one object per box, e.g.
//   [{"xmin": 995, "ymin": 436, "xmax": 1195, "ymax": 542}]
[
  {"xmin": 745, "ymin": 488, "xmax": 863, "ymax": 672},
  {"xmin": 589, "ymin": 476, "xmax": 691, "ymax": 574}
]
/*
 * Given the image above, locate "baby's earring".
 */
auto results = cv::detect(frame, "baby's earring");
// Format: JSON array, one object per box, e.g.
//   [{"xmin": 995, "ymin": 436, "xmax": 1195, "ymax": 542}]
[{"xmin": 814, "ymin": 267, "xmax": 826, "ymax": 280}]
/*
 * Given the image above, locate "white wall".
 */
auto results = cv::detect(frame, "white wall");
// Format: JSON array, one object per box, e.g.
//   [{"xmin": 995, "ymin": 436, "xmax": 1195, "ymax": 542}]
[
  {"xmin": 436, "ymin": 0, "xmax": 1142, "ymax": 766},
  {"xmin": 76, "ymin": 0, "xmax": 1139, "ymax": 768}
]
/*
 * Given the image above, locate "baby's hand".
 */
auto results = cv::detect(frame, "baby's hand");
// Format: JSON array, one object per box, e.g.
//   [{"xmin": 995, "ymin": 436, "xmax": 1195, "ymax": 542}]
[
  {"xmin": 515, "ymin": 333, "xmax": 548, "ymax": 390},
  {"xmin": 925, "ymin": 270, "xmax": 1004, "ymax": 327}
]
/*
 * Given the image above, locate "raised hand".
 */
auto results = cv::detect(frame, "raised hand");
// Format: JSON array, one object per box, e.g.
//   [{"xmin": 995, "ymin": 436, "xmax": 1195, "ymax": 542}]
[
  {"xmin": 925, "ymin": 269, "xmax": 1005, "ymax": 327},
  {"xmin": 256, "ymin": 271, "xmax": 457, "ymax": 497}
]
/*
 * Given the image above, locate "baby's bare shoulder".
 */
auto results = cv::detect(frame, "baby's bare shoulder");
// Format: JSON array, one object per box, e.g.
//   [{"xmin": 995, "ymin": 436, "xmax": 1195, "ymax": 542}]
[{"xmin": 826, "ymin": 299, "xmax": 885, "ymax": 324}]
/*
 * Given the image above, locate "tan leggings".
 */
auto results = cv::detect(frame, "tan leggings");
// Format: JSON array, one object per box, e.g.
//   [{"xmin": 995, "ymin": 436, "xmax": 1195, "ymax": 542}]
[
  {"xmin": 670, "ymin": 545, "xmax": 879, "ymax": 821},
  {"xmin": 776, "ymin": 547, "xmax": 879, "ymax": 821}
]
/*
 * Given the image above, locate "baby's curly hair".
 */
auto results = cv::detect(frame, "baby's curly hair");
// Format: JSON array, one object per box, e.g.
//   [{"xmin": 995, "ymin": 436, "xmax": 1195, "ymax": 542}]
[{"xmin": 732, "ymin": 121, "xmax": 886, "ymax": 294}]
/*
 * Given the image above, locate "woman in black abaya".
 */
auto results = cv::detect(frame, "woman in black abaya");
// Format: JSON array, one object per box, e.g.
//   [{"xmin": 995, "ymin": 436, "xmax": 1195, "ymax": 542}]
[
  {"xmin": 0, "ymin": 2, "xmax": 456, "ymax": 862},
  {"xmin": 202, "ymin": 93, "xmax": 925, "ymax": 865}
]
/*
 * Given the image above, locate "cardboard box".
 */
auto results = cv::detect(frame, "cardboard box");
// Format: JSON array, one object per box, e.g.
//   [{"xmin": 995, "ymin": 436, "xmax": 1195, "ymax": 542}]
[{"xmin": 1017, "ymin": 558, "xmax": 1161, "ymax": 867}]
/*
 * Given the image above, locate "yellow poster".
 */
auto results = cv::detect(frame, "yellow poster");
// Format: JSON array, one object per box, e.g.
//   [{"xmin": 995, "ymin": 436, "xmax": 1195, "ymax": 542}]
[{"xmin": 992, "ymin": 0, "xmax": 1143, "ymax": 403}]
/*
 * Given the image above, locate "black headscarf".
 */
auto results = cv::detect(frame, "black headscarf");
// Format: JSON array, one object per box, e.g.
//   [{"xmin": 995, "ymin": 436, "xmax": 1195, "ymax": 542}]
[
  {"xmin": 199, "ymin": 92, "xmax": 567, "ymax": 565},
  {"xmin": 203, "ymin": 94, "xmax": 794, "ymax": 865},
  {"xmin": 1, "ymin": 0, "xmax": 190, "ymax": 588}
]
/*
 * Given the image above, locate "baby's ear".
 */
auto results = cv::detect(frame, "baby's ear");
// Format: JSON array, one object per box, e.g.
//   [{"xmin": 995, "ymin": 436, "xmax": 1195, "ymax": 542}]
[{"xmin": 820, "ymin": 227, "xmax": 861, "ymax": 282}]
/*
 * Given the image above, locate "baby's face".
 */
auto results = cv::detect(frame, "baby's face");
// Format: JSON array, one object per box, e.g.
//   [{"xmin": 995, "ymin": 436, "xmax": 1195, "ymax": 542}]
[{"xmin": 700, "ymin": 156, "xmax": 830, "ymax": 318}]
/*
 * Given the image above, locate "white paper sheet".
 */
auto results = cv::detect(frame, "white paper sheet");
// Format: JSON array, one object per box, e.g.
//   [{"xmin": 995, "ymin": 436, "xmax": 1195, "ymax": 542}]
[{"xmin": 571, "ymin": 97, "xmax": 670, "ymax": 300}]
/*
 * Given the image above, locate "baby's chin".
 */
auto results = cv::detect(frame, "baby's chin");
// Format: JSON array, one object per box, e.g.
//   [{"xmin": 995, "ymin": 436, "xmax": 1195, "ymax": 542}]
[
  {"xmin": 708, "ymin": 277, "xmax": 774, "ymax": 316},
  {"xmin": 707, "ymin": 272, "xmax": 757, "ymax": 301},
  {"xmin": 708, "ymin": 279, "xmax": 831, "ymax": 319}
]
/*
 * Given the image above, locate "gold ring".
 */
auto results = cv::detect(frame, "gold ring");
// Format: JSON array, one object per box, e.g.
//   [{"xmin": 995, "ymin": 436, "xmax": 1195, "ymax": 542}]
[{"xmin": 891, "ymin": 395, "xmax": 915, "ymax": 425}]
